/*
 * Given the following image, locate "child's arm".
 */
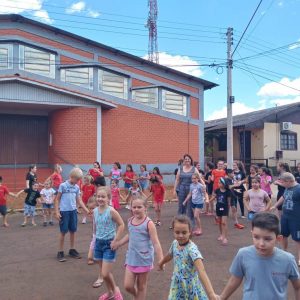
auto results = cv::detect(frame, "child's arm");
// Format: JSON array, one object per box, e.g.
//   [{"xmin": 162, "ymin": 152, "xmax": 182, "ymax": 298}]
[
  {"xmin": 16, "ymin": 190, "xmax": 25, "ymax": 198},
  {"xmin": 271, "ymin": 196, "xmax": 284, "ymax": 210},
  {"xmin": 194, "ymin": 259, "xmax": 217, "ymax": 300},
  {"xmin": 291, "ymin": 278, "xmax": 300, "ymax": 300},
  {"xmin": 264, "ymin": 194, "xmax": 272, "ymax": 211},
  {"xmin": 110, "ymin": 209, "xmax": 125, "ymax": 250},
  {"xmin": 116, "ymin": 233, "xmax": 129, "ymax": 248},
  {"xmin": 210, "ymin": 192, "xmax": 216, "ymax": 202},
  {"xmin": 76, "ymin": 195, "xmax": 90, "ymax": 214},
  {"xmin": 220, "ymin": 275, "xmax": 243, "ymax": 300},
  {"xmin": 118, "ymin": 189, "xmax": 126, "ymax": 202},
  {"xmin": 148, "ymin": 221, "xmax": 164, "ymax": 267},
  {"xmin": 158, "ymin": 253, "xmax": 173, "ymax": 270},
  {"xmin": 55, "ymin": 192, "xmax": 62, "ymax": 220},
  {"xmin": 8, "ymin": 192, "xmax": 16, "ymax": 197},
  {"xmin": 183, "ymin": 192, "xmax": 192, "ymax": 206},
  {"xmin": 243, "ymin": 191, "xmax": 250, "ymax": 212},
  {"xmin": 173, "ymin": 172, "xmax": 180, "ymax": 196}
]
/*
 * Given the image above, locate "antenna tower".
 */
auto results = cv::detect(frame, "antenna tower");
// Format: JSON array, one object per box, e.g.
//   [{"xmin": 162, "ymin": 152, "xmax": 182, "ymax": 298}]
[{"xmin": 147, "ymin": 0, "xmax": 159, "ymax": 63}]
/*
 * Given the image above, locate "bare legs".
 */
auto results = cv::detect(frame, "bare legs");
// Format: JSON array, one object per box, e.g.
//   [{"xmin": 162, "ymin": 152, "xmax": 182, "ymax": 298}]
[{"xmin": 124, "ymin": 268, "xmax": 149, "ymax": 300}]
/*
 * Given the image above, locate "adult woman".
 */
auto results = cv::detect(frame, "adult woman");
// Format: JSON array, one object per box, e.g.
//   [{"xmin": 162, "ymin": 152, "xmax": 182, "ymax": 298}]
[
  {"xmin": 173, "ymin": 154, "xmax": 200, "ymax": 220},
  {"xmin": 88, "ymin": 161, "xmax": 106, "ymax": 186},
  {"xmin": 26, "ymin": 165, "xmax": 37, "ymax": 189}
]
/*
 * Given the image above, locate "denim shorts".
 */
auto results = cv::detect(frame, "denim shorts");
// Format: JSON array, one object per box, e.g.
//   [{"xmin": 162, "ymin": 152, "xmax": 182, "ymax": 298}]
[
  {"xmin": 43, "ymin": 203, "xmax": 54, "ymax": 209},
  {"xmin": 59, "ymin": 210, "xmax": 77, "ymax": 234},
  {"xmin": 124, "ymin": 182, "xmax": 132, "ymax": 189},
  {"xmin": 24, "ymin": 204, "xmax": 36, "ymax": 217},
  {"xmin": 281, "ymin": 215, "xmax": 300, "ymax": 241},
  {"xmin": 94, "ymin": 239, "xmax": 116, "ymax": 262},
  {"xmin": 191, "ymin": 203, "xmax": 204, "ymax": 209},
  {"xmin": 139, "ymin": 181, "xmax": 148, "ymax": 191},
  {"xmin": 0, "ymin": 205, "xmax": 7, "ymax": 216}
]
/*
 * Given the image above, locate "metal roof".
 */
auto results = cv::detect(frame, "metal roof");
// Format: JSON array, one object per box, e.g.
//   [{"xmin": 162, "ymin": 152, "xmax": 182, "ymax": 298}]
[
  {"xmin": 0, "ymin": 14, "xmax": 218, "ymax": 91},
  {"xmin": 205, "ymin": 102, "xmax": 300, "ymax": 131}
]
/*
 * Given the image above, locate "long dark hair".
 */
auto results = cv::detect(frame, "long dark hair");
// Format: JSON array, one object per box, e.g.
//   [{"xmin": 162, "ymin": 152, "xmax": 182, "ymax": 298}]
[
  {"xmin": 183, "ymin": 154, "xmax": 193, "ymax": 166},
  {"xmin": 126, "ymin": 164, "xmax": 133, "ymax": 172},
  {"xmin": 94, "ymin": 161, "xmax": 101, "ymax": 169},
  {"xmin": 114, "ymin": 162, "xmax": 121, "ymax": 169},
  {"xmin": 278, "ymin": 162, "xmax": 291, "ymax": 173},
  {"xmin": 153, "ymin": 167, "xmax": 161, "ymax": 176},
  {"xmin": 262, "ymin": 167, "xmax": 272, "ymax": 177}
]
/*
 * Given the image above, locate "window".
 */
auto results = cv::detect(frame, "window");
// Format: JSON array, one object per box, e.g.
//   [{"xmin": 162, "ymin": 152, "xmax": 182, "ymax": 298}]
[
  {"xmin": 19, "ymin": 45, "xmax": 55, "ymax": 78},
  {"xmin": 0, "ymin": 44, "xmax": 13, "ymax": 70},
  {"xmin": 281, "ymin": 131, "xmax": 297, "ymax": 150},
  {"xmin": 99, "ymin": 69, "xmax": 128, "ymax": 99},
  {"xmin": 132, "ymin": 88, "xmax": 158, "ymax": 108},
  {"xmin": 61, "ymin": 67, "xmax": 93, "ymax": 89},
  {"xmin": 162, "ymin": 89, "xmax": 187, "ymax": 116},
  {"xmin": 218, "ymin": 134, "xmax": 227, "ymax": 151}
]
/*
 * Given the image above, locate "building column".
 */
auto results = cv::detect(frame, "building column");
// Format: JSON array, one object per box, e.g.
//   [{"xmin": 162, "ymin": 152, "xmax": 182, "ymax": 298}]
[
  {"xmin": 198, "ymin": 88, "xmax": 205, "ymax": 169},
  {"xmin": 96, "ymin": 106, "xmax": 102, "ymax": 163}
]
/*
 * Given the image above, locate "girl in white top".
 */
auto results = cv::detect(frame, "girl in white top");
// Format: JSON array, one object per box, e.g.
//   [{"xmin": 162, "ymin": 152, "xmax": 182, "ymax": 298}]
[{"xmin": 40, "ymin": 180, "xmax": 56, "ymax": 226}]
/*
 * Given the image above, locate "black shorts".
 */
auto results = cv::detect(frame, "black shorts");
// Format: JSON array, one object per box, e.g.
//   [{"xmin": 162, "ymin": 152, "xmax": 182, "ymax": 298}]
[
  {"xmin": 281, "ymin": 215, "xmax": 300, "ymax": 241},
  {"xmin": 216, "ymin": 204, "xmax": 229, "ymax": 217},
  {"xmin": 0, "ymin": 205, "xmax": 7, "ymax": 216},
  {"xmin": 230, "ymin": 196, "xmax": 237, "ymax": 207}
]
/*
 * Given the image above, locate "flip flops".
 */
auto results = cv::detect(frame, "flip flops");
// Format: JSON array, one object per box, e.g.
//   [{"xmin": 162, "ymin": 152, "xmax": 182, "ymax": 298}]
[{"xmin": 93, "ymin": 278, "xmax": 104, "ymax": 288}]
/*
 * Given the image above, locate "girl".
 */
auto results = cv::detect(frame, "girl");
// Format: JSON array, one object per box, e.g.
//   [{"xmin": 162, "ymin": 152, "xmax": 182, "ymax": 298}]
[
  {"xmin": 81, "ymin": 175, "xmax": 95, "ymax": 224},
  {"xmin": 151, "ymin": 167, "xmax": 163, "ymax": 183},
  {"xmin": 244, "ymin": 176, "xmax": 271, "ymax": 220},
  {"xmin": 159, "ymin": 215, "xmax": 217, "ymax": 300},
  {"xmin": 26, "ymin": 164, "xmax": 38, "ymax": 189},
  {"xmin": 125, "ymin": 180, "xmax": 146, "ymax": 210},
  {"xmin": 40, "ymin": 179, "xmax": 56, "ymax": 226},
  {"xmin": 123, "ymin": 164, "xmax": 136, "ymax": 191},
  {"xmin": 111, "ymin": 179, "xmax": 124, "ymax": 210},
  {"xmin": 183, "ymin": 173, "xmax": 205, "ymax": 235},
  {"xmin": 204, "ymin": 162, "xmax": 214, "ymax": 216},
  {"xmin": 232, "ymin": 161, "xmax": 246, "ymax": 218},
  {"xmin": 148, "ymin": 177, "xmax": 166, "ymax": 226},
  {"xmin": 93, "ymin": 186, "xmax": 125, "ymax": 300},
  {"xmin": 47, "ymin": 164, "xmax": 63, "ymax": 191},
  {"xmin": 88, "ymin": 162, "xmax": 106, "ymax": 186},
  {"xmin": 117, "ymin": 197, "xmax": 164, "ymax": 300},
  {"xmin": 109, "ymin": 162, "xmax": 122, "ymax": 184},
  {"xmin": 211, "ymin": 178, "xmax": 231, "ymax": 245},
  {"xmin": 260, "ymin": 167, "xmax": 273, "ymax": 198},
  {"xmin": 138, "ymin": 164, "xmax": 150, "ymax": 191},
  {"xmin": 246, "ymin": 164, "xmax": 258, "ymax": 190}
]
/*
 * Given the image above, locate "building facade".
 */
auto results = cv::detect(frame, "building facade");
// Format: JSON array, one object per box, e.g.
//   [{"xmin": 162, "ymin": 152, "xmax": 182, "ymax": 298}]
[{"xmin": 0, "ymin": 14, "xmax": 216, "ymax": 183}]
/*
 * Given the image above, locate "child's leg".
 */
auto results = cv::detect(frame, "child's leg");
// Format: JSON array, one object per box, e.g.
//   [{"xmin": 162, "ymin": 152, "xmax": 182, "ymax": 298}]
[
  {"xmin": 124, "ymin": 268, "xmax": 138, "ymax": 297},
  {"xmin": 218, "ymin": 217, "xmax": 222, "ymax": 236},
  {"xmin": 23, "ymin": 215, "xmax": 28, "ymax": 225},
  {"xmin": 49, "ymin": 208, "xmax": 53, "ymax": 222},
  {"xmin": 31, "ymin": 215, "xmax": 36, "ymax": 225},
  {"xmin": 194, "ymin": 208, "xmax": 202, "ymax": 232},
  {"xmin": 70, "ymin": 232, "xmax": 75, "ymax": 249},
  {"xmin": 136, "ymin": 272, "xmax": 149, "ymax": 300},
  {"xmin": 237, "ymin": 194, "xmax": 245, "ymax": 217},
  {"xmin": 102, "ymin": 261, "xmax": 119, "ymax": 296},
  {"xmin": 59, "ymin": 233, "xmax": 65, "ymax": 251},
  {"xmin": 231, "ymin": 205, "xmax": 238, "ymax": 224},
  {"xmin": 296, "ymin": 242, "xmax": 300, "ymax": 263},
  {"xmin": 221, "ymin": 216, "xmax": 228, "ymax": 239},
  {"xmin": 43, "ymin": 208, "xmax": 47, "ymax": 223},
  {"xmin": 3, "ymin": 214, "xmax": 8, "ymax": 226}
]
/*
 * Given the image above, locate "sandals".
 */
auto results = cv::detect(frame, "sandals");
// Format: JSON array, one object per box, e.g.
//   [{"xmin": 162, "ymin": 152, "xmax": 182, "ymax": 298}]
[
  {"xmin": 98, "ymin": 290, "xmax": 123, "ymax": 300},
  {"xmin": 113, "ymin": 291, "xmax": 123, "ymax": 300},
  {"xmin": 93, "ymin": 278, "xmax": 104, "ymax": 288},
  {"xmin": 87, "ymin": 259, "xmax": 94, "ymax": 265}
]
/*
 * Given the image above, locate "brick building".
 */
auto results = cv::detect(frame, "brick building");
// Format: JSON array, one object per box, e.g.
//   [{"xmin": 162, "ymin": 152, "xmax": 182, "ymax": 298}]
[{"xmin": 0, "ymin": 14, "xmax": 217, "ymax": 186}]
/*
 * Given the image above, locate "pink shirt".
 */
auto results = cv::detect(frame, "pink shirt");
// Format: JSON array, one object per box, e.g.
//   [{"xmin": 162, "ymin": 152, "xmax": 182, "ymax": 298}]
[
  {"xmin": 260, "ymin": 175, "xmax": 272, "ymax": 195},
  {"xmin": 248, "ymin": 189, "xmax": 269, "ymax": 212}
]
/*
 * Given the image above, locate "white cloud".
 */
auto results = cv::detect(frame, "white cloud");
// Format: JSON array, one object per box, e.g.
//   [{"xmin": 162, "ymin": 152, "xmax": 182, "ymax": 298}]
[
  {"xmin": 66, "ymin": 1, "xmax": 86, "ymax": 14},
  {"xmin": 269, "ymin": 96, "xmax": 300, "ymax": 106},
  {"xmin": 143, "ymin": 52, "xmax": 203, "ymax": 77},
  {"xmin": 87, "ymin": 9, "xmax": 100, "ymax": 18},
  {"xmin": 0, "ymin": 0, "xmax": 53, "ymax": 24}
]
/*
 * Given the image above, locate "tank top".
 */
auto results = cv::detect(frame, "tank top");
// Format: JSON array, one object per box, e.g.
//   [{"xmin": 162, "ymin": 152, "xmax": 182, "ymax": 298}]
[
  {"xmin": 94, "ymin": 206, "xmax": 116, "ymax": 240},
  {"xmin": 129, "ymin": 187, "xmax": 142, "ymax": 199},
  {"xmin": 125, "ymin": 217, "xmax": 154, "ymax": 267},
  {"xmin": 248, "ymin": 189, "xmax": 268, "ymax": 212},
  {"xmin": 179, "ymin": 166, "xmax": 195, "ymax": 187}
]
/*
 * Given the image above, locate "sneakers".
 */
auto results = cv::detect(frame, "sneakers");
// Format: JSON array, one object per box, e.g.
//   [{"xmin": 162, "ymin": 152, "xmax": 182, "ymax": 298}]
[
  {"xmin": 21, "ymin": 222, "xmax": 26, "ymax": 227},
  {"xmin": 57, "ymin": 251, "xmax": 66, "ymax": 262},
  {"xmin": 49, "ymin": 221, "xmax": 54, "ymax": 226},
  {"xmin": 43, "ymin": 222, "xmax": 47, "ymax": 227},
  {"xmin": 82, "ymin": 217, "xmax": 87, "ymax": 224},
  {"xmin": 154, "ymin": 221, "xmax": 161, "ymax": 226},
  {"xmin": 69, "ymin": 248, "xmax": 81, "ymax": 259},
  {"xmin": 125, "ymin": 205, "xmax": 131, "ymax": 210},
  {"xmin": 234, "ymin": 223, "xmax": 245, "ymax": 229},
  {"xmin": 241, "ymin": 215, "xmax": 246, "ymax": 219}
]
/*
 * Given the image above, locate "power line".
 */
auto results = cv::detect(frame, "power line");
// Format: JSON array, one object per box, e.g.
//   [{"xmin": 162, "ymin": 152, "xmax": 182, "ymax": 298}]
[{"xmin": 232, "ymin": 0, "xmax": 263, "ymax": 56}]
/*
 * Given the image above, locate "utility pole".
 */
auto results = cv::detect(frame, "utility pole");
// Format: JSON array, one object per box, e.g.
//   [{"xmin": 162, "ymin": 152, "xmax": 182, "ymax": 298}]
[{"xmin": 226, "ymin": 27, "xmax": 234, "ymax": 168}]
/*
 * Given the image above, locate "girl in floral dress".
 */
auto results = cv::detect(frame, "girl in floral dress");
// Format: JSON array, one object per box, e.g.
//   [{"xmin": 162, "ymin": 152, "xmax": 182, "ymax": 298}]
[{"xmin": 159, "ymin": 215, "xmax": 217, "ymax": 300}]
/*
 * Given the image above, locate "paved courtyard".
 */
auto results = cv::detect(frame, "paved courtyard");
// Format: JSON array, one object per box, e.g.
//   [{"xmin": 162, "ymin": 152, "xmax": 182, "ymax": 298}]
[{"xmin": 1, "ymin": 203, "xmax": 298, "ymax": 300}]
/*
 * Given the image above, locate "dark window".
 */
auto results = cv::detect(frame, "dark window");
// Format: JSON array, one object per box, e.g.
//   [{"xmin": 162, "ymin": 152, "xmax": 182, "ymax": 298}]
[
  {"xmin": 281, "ymin": 132, "xmax": 297, "ymax": 150},
  {"xmin": 218, "ymin": 134, "xmax": 227, "ymax": 151}
]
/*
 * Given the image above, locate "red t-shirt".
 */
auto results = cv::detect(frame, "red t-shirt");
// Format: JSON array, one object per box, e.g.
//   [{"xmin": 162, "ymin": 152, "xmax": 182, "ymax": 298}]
[
  {"xmin": 123, "ymin": 171, "xmax": 136, "ymax": 184},
  {"xmin": 0, "ymin": 185, "xmax": 9, "ymax": 206},
  {"xmin": 89, "ymin": 168, "xmax": 103, "ymax": 181},
  {"xmin": 82, "ymin": 184, "xmax": 96, "ymax": 204},
  {"xmin": 51, "ymin": 172, "xmax": 63, "ymax": 189},
  {"xmin": 150, "ymin": 183, "xmax": 165, "ymax": 203},
  {"xmin": 150, "ymin": 174, "xmax": 163, "ymax": 182},
  {"xmin": 212, "ymin": 169, "xmax": 226, "ymax": 191}
]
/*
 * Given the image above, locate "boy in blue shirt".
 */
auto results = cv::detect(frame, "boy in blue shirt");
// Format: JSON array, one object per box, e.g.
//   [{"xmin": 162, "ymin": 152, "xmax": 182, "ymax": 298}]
[
  {"xmin": 220, "ymin": 212, "xmax": 300, "ymax": 300},
  {"xmin": 55, "ymin": 167, "xmax": 90, "ymax": 262}
]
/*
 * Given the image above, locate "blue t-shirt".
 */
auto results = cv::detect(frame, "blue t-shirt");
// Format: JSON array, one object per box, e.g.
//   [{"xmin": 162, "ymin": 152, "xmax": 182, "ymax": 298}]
[
  {"xmin": 58, "ymin": 180, "xmax": 80, "ymax": 211},
  {"xmin": 189, "ymin": 182, "xmax": 204, "ymax": 205},
  {"xmin": 282, "ymin": 184, "xmax": 300, "ymax": 219},
  {"xmin": 230, "ymin": 245, "xmax": 299, "ymax": 300}
]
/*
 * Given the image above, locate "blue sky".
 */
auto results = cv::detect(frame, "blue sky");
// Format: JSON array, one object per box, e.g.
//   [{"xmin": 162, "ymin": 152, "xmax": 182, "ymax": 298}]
[{"xmin": 2, "ymin": 0, "xmax": 300, "ymax": 119}]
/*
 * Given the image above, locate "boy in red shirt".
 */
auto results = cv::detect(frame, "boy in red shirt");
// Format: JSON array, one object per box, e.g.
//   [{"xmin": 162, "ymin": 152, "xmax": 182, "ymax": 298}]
[
  {"xmin": 148, "ymin": 177, "xmax": 165, "ymax": 226},
  {"xmin": 0, "ymin": 176, "xmax": 16, "ymax": 227},
  {"xmin": 211, "ymin": 161, "xmax": 226, "ymax": 192}
]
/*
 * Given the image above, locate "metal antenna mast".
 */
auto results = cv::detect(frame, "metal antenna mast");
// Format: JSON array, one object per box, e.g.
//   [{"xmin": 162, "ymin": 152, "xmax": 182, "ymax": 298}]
[{"xmin": 147, "ymin": 0, "xmax": 159, "ymax": 63}]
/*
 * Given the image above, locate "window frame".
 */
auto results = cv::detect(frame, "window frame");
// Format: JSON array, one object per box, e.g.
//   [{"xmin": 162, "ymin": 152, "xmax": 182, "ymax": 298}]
[
  {"xmin": 132, "ymin": 87, "xmax": 159, "ymax": 108},
  {"xmin": 60, "ymin": 67, "xmax": 94, "ymax": 90},
  {"xmin": 0, "ymin": 43, "xmax": 13, "ymax": 70},
  {"xmin": 280, "ymin": 131, "xmax": 297, "ymax": 151},
  {"xmin": 161, "ymin": 88, "xmax": 187, "ymax": 116},
  {"xmin": 218, "ymin": 134, "xmax": 227, "ymax": 151}
]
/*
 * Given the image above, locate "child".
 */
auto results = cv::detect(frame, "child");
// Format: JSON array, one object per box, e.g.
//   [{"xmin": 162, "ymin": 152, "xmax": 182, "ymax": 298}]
[
  {"xmin": 47, "ymin": 164, "xmax": 63, "ymax": 192},
  {"xmin": 124, "ymin": 180, "xmax": 146, "ymax": 210},
  {"xmin": 183, "ymin": 173, "xmax": 205, "ymax": 235},
  {"xmin": 93, "ymin": 186, "xmax": 125, "ymax": 300},
  {"xmin": 211, "ymin": 161, "xmax": 226, "ymax": 192},
  {"xmin": 246, "ymin": 164, "xmax": 258, "ymax": 190},
  {"xmin": 81, "ymin": 175, "xmax": 96, "ymax": 224},
  {"xmin": 260, "ymin": 167, "xmax": 273, "ymax": 198},
  {"xmin": 232, "ymin": 161, "xmax": 246, "ymax": 218},
  {"xmin": 211, "ymin": 178, "xmax": 231, "ymax": 245},
  {"xmin": 109, "ymin": 162, "xmax": 122, "ymax": 184},
  {"xmin": 150, "ymin": 167, "xmax": 163, "ymax": 183},
  {"xmin": 16, "ymin": 182, "xmax": 41, "ymax": 227},
  {"xmin": 111, "ymin": 179, "xmax": 124, "ymax": 210},
  {"xmin": 40, "ymin": 179, "xmax": 56, "ymax": 226},
  {"xmin": 138, "ymin": 164, "xmax": 150, "ymax": 191},
  {"xmin": 148, "ymin": 177, "xmax": 166, "ymax": 226},
  {"xmin": 123, "ymin": 164, "xmax": 136, "ymax": 191},
  {"xmin": 0, "ymin": 176, "xmax": 16, "ymax": 227},
  {"xmin": 243, "ymin": 176, "xmax": 271, "ymax": 220},
  {"xmin": 55, "ymin": 167, "xmax": 90, "ymax": 262},
  {"xmin": 204, "ymin": 162, "xmax": 214, "ymax": 216},
  {"xmin": 220, "ymin": 212, "xmax": 300, "ymax": 299},
  {"xmin": 117, "ymin": 197, "xmax": 164, "ymax": 300},
  {"xmin": 26, "ymin": 164, "xmax": 38, "ymax": 189},
  {"xmin": 159, "ymin": 215, "xmax": 218, "ymax": 300}
]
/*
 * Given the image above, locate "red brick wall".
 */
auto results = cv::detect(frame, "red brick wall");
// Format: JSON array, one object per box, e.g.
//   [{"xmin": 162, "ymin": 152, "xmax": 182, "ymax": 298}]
[
  {"xmin": 60, "ymin": 55, "xmax": 83, "ymax": 65},
  {"xmin": 132, "ymin": 78, "xmax": 154, "ymax": 87},
  {"xmin": 49, "ymin": 107, "xmax": 97, "ymax": 164},
  {"xmin": 190, "ymin": 97, "xmax": 199, "ymax": 120},
  {"xmin": 102, "ymin": 105, "xmax": 199, "ymax": 164}
]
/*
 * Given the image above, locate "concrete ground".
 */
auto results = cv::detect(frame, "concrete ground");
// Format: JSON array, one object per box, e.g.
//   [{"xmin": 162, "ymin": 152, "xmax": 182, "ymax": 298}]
[{"xmin": 0, "ymin": 203, "xmax": 298, "ymax": 300}]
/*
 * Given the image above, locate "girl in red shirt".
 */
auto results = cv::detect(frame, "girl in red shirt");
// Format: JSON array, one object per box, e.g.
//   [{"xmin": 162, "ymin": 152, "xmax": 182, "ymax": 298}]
[
  {"xmin": 110, "ymin": 179, "xmax": 124, "ymax": 210},
  {"xmin": 47, "ymin": 164, "xmax": 63, "ymax": 191},
  {"xmin": 123, "ymin": 164, "xmax": 136, "ymax": 191},
  {"xmin": 81, "ymin": 175, "xmax": 95, "ymax": 224}
]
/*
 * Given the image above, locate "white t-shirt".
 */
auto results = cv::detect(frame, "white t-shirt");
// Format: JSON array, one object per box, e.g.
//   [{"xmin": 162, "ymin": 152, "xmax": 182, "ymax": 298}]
[{"xmin": 40, "ymin": 188, "xmax": 56, "ymax": 204}]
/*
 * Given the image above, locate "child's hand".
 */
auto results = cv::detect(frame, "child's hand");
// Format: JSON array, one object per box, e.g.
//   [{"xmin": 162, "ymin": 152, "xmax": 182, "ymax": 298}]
[
  {"xmin": 182, "ymin": 201, "xmax": 187, "ymax": 206},
  {"xmin": 110, "ymin": 240, "xmax": 118, "ymax": 250},
  {"xmin": 158, "ymin": 261, "xmax": 164, "ymax": 271},
  {"xmin": 270, "ymin": 206, "xmax": 276, "ymax": 211},
  {"xmin": 55, "ymin": 211, "xmax": 61, "ymax": 220}
]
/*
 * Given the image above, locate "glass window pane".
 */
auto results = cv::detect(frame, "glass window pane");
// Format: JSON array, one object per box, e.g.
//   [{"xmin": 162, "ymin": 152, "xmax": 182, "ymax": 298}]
[
  {"xmin": 132, "ymin": 88, "xmax": 158, "ymax": 108},
  {"xmin": 162, "ymin": 90, "xmax": 187, "ymax": 116},
  {"xmin": 61, "ymin": 67, "xmax": 93, "ymax": 89},
  {"xmin": 0, "ymin": 44, "xmax": 13, "ymax": 69}
]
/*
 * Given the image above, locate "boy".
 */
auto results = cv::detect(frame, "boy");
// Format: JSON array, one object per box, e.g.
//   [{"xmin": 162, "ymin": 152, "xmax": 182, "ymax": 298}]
[
  {"xmin": 220, "ymin": 212, "xmax": 300, "ymax": 300},
  {"xmin": 55, "ymin": 167, "xmax": 90, "ymax": 262},
  {"xmin": 16, "ymin": 182, "xmax": 41, "ymax": 227},
  {"xmin": 272, "ymin": 172, "xmax": 300, "ymax": 266},
  {"xmin": 0, "ymin": 176, "xmax": 16, "ymax": 227}
]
